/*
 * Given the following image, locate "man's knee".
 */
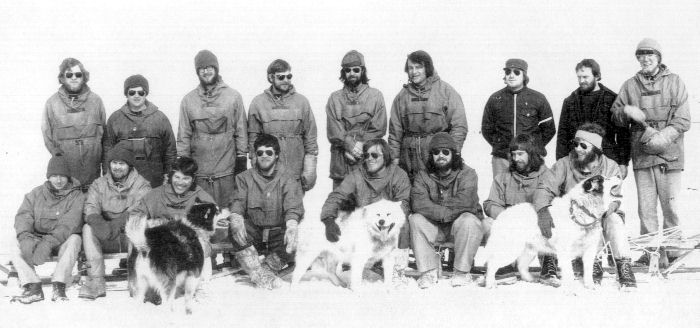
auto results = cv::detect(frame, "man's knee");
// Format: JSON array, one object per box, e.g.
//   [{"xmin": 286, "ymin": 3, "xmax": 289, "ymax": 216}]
[
  {"xmin": 452, "ymin": 212, "xmax": 480, "ymax": 233},
  {"xmin": 62, "ymin": 234, "xmax": 83, "ymax": 256}
]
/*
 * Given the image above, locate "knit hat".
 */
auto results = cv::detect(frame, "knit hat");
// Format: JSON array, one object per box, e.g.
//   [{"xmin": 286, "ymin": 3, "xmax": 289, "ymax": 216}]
[
  {"xmin": 107, "ymin": 141, "xmax": 135, "ymax": 167},
  {"xmin": 194, "ymin": 50, "xmax": 219, "ymax": 70},
  {"xmin": 46, "ymin": 156, "xmax": 71, "ymax": 179},
  {"xmin": 504, "ymin": 58, "xmax": 528, "ymax": 72},
  {"xmin": 635, "ymin": 38, "xmax": 662, "ymax": 62},
  {"xmin": 429, "ymin": 132, "xmax": 456, "ymax": 151},
  {"xmin": 341, "ymin": 50, "xmax": 365, "ymax": 68},
  {"xmin": 123, "ymin": 74, "xmax": 149, "ymax": 96}
]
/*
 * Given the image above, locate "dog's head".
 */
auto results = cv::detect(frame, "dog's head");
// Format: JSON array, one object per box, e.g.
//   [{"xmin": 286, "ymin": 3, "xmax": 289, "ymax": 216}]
[
  {"xmin": 186, "ymin": 198, "xmax": 230, "ymax": 232},
  {"xmin": 570, "ymin": 175, "xmax": 623, "ymax": 223},
  {"xmin": 362, "ymin": 199, "xmax": 406, "ymax": 242}
]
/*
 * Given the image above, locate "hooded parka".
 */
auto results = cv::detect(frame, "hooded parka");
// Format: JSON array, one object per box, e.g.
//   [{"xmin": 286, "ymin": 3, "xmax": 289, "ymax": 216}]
[
  {"xmin": 411, "ymin": 163, "xmax": 483, "ymax": 223},
  {"xmin": 483, "ymin": 164, "xmax": 548, "ymax": 219},
  {"xmin": 130, "ymin": 184, "xmax": 216, "ymax": 224},
  {"xmin": 84, "ymin": 167, "xmax": 151, "ymax": 229}
]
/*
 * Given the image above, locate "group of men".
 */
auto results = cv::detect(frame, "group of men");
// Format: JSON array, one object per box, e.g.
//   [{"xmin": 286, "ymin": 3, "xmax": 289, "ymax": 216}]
[{"xmin": 10, "ymin": 37, "xmax": 689, "ymax": 302}]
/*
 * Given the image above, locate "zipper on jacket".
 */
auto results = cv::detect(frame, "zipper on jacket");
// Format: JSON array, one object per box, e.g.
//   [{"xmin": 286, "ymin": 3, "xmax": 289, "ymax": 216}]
[{"xmin": 512, "ymin": 93, "xmax": 517, "ymax": 136}]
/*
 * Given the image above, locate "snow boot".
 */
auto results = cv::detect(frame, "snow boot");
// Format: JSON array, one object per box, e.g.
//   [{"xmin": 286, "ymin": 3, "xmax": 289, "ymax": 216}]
[
  {"xmin": 235, "ymin": 246, "xmax": 283, "ymax": 290},
  {"xmin": 417, "ymin": 269, "xmax": 437, "ymax": 289},
  {"xmin": 616, "ymin": 257, "xmax": 637, "ymax": 290},
  {"xmin": 572, "ymin": 258, "xmax": 603, "ymax": 284},
  {"xmin": 79, "ymin": 276, "xmax": 106, "ymax": 300},
  {"xmin": 451, "ymin": 271, "xmax": 475, "ymax": 287},
  {"xmin": 391, "ymin": 248, "xmax": 410, "ymax": 288},
  {"xmin": 51, "ymin": 282, "xmax": 69, "ymax": 302},
  {"xmin": 10, "ymin": 283, "xmax": 44, "ymax": 304},
  {"xmin": 539, "ymin": 255, "xmax": 561, "ymax": 287}
]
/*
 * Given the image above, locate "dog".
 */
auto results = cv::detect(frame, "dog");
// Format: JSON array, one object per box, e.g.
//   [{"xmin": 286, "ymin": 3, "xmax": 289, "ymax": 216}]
[
  {"xmin": 125, "ymin": 198, "xmax": 230, "ymax": 314},
  {"xmin": 483, "ymin": 175, "xmax": 622, "ymax": 292},
  {"xmin": 290, "ymin": 199, "xmax": 406, "ymax": 290}
]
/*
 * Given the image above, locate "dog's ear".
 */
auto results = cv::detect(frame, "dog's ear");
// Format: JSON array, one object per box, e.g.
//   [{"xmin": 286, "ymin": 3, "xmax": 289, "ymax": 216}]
[{"xmin": 583, "ymin": 175, "xmax": 604, "ymax": 194}]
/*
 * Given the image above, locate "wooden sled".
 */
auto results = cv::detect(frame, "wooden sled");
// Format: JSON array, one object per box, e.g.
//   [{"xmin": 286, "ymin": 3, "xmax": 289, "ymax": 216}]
[{"xmin": 627, "ymin": 227, "xmax": 700, "ymax": 278}]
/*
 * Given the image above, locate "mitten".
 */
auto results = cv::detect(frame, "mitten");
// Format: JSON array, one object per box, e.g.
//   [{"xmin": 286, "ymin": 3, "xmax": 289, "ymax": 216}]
[
  {"xmin": 229, "ymin": 213, "xmax": 247, "ymax": 246},
  {"xmin": 537, "ymin": 207, "xmax": 555, "ymax": 239},
  {"xmin": 284, "ymin": 220, "xmax": 299, "ymax": 253},
  {"xmin": 234, "ymin": 156, "xmax": 248, "ymax": 176},
  {"xmin": 301, "ymin": 154, "xmax": 317, "ymax": 191},
  {"xmin": 321, "ymin": 217, "xmax": 341, "ymax": 242}
]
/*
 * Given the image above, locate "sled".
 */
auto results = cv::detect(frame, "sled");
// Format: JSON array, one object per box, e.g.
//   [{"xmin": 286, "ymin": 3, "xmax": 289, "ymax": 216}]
[{"xmin": 627, "ymin": 227, "xmax": 700, "ymax": 277}]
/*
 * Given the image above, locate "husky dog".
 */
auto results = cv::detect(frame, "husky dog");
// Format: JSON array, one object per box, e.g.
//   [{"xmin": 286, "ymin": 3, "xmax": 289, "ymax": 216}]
[
  {"xmin": 484, "ymin": 175, "xmax": 622, "ymax": 292},
  {"xmin": 125, "ymin": 199, "xmax": 229, "ymax": 314},
  {"xmin": 291, "ymin": 199, "xmax": 406, "ymax": 290}
]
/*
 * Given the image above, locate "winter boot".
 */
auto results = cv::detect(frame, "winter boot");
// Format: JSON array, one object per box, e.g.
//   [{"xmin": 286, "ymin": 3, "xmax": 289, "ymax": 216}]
[
  {"xmin": 539, "ymin": 255, "xmax": 561, "ymax": 287},
  {"xmin": 391, "ymin": 248, "xmax": 410, "ymax": 288},
  {"xmin": 417, "ymin": 269, "xmax": 437, "ymax": 289},
  {"xmin": 633, "ymin": 250, "xmax": 651, "ymax": 267},
  {"xmin": 79, "ymin": 276, "xmax": 106, "ymax": 300},
  {"xmin": 592, "ymin": 259, "xmax": 604, "ymax": 285},
  {"xmin": 234, "ymin": 246, "xmax": 283, "ymax": 290},
  {"xmin": 616, "ymin": 257, "xmax": 637, "ymax": 290},
  {"xmin": 10, "ymin": 283, "xmax": 44, "ymax": 304},
  {"xmin": 450, "ymin": 270, "xmax": 475, "ymax": 287},
  {"xmin": 51, "ymin": 282, "xmax": 69, "ymax": 302}
]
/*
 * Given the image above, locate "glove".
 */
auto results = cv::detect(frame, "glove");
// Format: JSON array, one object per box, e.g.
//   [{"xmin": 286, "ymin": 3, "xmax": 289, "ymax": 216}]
[
  {"xmin": 351, "ymin": 141, "xmax": 364, "ymax": 159},
  {"xmin": 605, "ymin": 200, "xmax": 621, "ymax": 219},
  {"xmin": 344, "ymin": 151, "xmax": 357, "ymax": 164},
  {"xmin": 391, "ymin": 158, "xmax": 400, "ymax": 166},
  {"xmin": 234, "ymin": 156, "xmax": 248, "ymax": 176},
  {"xmin": 623, "ymin": 105, "xmax": 646, "ymax": 124},
  {"xmin": 18, "ymin": 234, "xmax": 40, "ymax": 264},
  {"xmin": 107, "ymin": 212, "xmax": 129, "ymax": 240},
  {"xmin": 284, "ymin": 220, "xmax": 299, "ymax": 253},
  {"xmin": 619, "ymin": 165, "xmax": 628, "ymax": 180},
  {"xmin": 537, "ymin": 207, "xmax": 555, "ymax": 239},
  {"xmin": 229, "ymin": 213, "xmax": 247, "ymax": 246},
  {"xmin": 86, "ymin": 213, "xmax": 111, "ymax": 241},
  {"xmin": 640, "ymin": 126, "xmax": 677, "ymax": 155},
  {"xmin": 31, "ymin": 240, "xmax": 53, "ymax": 266},
  {"xmin": 301, "ymin": 154, "xmax": 317, "ymax": 191},
  {"xmin": 322, "ymin": 217, "xmax": 341, "ymax": 243}
]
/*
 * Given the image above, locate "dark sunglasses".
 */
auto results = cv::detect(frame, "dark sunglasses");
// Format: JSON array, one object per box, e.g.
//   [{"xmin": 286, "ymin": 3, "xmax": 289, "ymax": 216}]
[
  {"xmin": 504, "ymin": 68, "xmax": 521, "ymax": 76},
  {"xmin": 343, "ymin": 67, "xmax": 361, "ymax": 74},
  {"xmin": 127, "ymin": 90, "xmax": 146, "ymax": 97},
  {"xmin": 431, "ymin": 149, "xmax": 452, "ymax": 156},
  {"xmin": 256, "ymin": 150, "xmax": 275, "ymax": 157},
  {"xmin": 571, "ymin": 140, "xmax": 588, "ymax": 150},
  {"xmin": 64, "ymin": 72, "xmax": 83, "ymax": 79},
  {"xmin": 363, "ymin": 152, "xmax": 382, "ymax": 160},
  {"xmin": 275, "ymin": 74, "xmax": 293, "ymax": 81}
]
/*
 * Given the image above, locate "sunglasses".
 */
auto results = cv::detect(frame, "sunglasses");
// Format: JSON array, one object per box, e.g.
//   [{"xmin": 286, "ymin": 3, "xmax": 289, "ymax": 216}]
[
  {"xmin": 64, "ymin": 72, "xmax": 83, "ymax": 79},
  {"xmin": 256, "ymin": 150, "xmax": 275, "ymax": 157},
  {"xmin": 431, "ymin": 149, "xmax": 452, "ymax": 156},
  {"xmin": 571, "ymin": 140, "xmax": 588, "ymax": 150},
  {"xmin": 275, "ymin": 74, "xmax": 293, "ymax": 81},
  {"xmin": 127, "ymin": 90, "xmax": 146, "ymax": 97},
  {"xmin": 504, "ymin": 69, "xmax": 521, "ymax": 76},
  {"xmin": 363, "ymin": 152, "xmax": 382, "ymax": 160},
  {"xmin": 343, "ymin": 67, "xmax": 361, "ymax": 74}
]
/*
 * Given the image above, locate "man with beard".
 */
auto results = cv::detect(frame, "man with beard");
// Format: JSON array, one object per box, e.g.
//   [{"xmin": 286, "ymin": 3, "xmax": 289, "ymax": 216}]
[
  {"xmin": 248, "ymin": 59, "xmax": 318, "ymax": 191},
  {"xmin": 556, "ymin": 59, "xmax": 630, "ymax": 179},
  {"xmin": 388, "ymin": 50, "xmax": 467, "ymax": 180},
  {"xmin": 104, "ymin": 75, "xmax": 177, "ymax": 187},
  {"xmin": 533, "ymin": 123, "xmax": 637, "ymax": 290},
  {"xmin": 10, "ymin": 156, "xmax": 84, "ymax": 304},
  {"xmin": 320, "ymin": 138, "xmax": 411, "ymax": 286},
  {"xmin": 409, "ymin": 133, "xmax": 484, "ymax": 288},
  {"xmin": 326, "ymin": 50, "xmax": 387, "ymax": 189},
  {"xmin": 222, "ymin": 134, "xmax": 304, "ymax": 289},
  {"xmin": 177, "ymin": 50, "xmax": 248, "ymax": 208},
  {"xmin": 610, "ymin": 39, "xmax": 691, "ymax": 266},
  {"xmin": 481, "ymin": 58, "xmax": 556, "ymax": 178},
  {"xmin": 80, "ymin": 142, "xmax": 151, "ymax": 299},
  {"xmin": 42, "ymin": 58, "xmax": 106, "ymax": 190}
]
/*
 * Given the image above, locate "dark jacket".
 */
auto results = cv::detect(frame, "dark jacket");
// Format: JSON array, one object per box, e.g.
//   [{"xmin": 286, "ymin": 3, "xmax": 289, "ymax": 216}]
[{"xmin": 411, "ymin": 164, "xmax": 483, "ymax": 223}]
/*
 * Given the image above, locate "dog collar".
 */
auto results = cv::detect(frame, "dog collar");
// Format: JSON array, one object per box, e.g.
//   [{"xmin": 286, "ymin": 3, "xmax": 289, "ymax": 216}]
[{"xmin": 569, "ymin": 200, "xmax": 602, "ymax": 229}]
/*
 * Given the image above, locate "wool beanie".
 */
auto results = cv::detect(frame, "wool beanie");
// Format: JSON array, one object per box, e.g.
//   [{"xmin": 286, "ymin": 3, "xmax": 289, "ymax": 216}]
[
  {"xmin": 194, "ymin": 50, "xmax": 219, "ymax": 71},
  {"xmin": 504, "ymin": 58, "xmax": 528, "ymax": 72},
  {"xmin": 636, "ymin": 38, "xmax": 662, "ymax": 62},
  {"xmin": 107, "ymin": 141, "xmax": 136, "ymax": 167},
  {"xmin": 46, "ymin": 156, "xmax": 71, "ymax": 179},
  {"xmin": 429, "ymin": 132, "xmax": 456, "ymax": 151},
  {"xmin": 341, "ymin": 50, "xmax": 365, "ymax": 68},
  {"xmin": 123, "ymin": 74, "xmax": 149, "ymax": 96}
]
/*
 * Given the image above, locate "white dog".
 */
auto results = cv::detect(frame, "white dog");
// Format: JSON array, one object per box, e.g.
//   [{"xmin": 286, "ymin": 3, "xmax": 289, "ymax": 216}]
[
  {"xmin": 483, "ymin": 175, "xmax": 622, "ymax": 292},
  {"xmin": 291, "ymin": 199, "xmax": 406, "ymax": 290}
]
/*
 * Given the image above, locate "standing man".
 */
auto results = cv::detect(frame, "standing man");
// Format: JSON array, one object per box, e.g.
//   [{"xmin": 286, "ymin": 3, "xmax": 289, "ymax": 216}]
[
  {"xmin": 104, "ymin": 74, "xmax": 176, "ymax": 187},
  {"xmin": 556, "ymin": 59, "xmax": 630, "ymax": 179},
  {"xmin": 611, "ymin": 38, "xmax": 690, "ymax": 264},
  {"xmin": 42, "ymin": 58, "xmax": 106, "ymax": 190},
  {"xmin": 409, "ymin": 133, "xmax": 483, "ymax": 288},
  {"xmin": 177, "ymin": 50, "xmax": 248, "ymax": 207},
  {"xmin": 388, "ymin": 50, "xmax": 468, "ymax": 180},
  {"xmin": 326, "ymin": 50, "xmax": 387, "ymax": 189},
  {"xmin": 248, "ymin": 59, "xmax": 319, "ymax": 191},
  {"xmin": 481, "ymin": 58, "xmax": 556, "ymax": 178}
]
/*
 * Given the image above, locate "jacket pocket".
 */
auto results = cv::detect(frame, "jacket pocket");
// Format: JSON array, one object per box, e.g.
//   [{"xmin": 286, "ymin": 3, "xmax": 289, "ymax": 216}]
[
  {"xmin": 246, "ymin": 198, "xmax": 280, "ymax": 226},
  {"xmin": 258, "ymin": 107, "xmax": 303, "ymax": 135}
]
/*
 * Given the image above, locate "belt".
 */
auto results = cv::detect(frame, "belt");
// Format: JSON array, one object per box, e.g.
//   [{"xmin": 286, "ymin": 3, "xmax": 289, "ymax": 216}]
[{"xmin": 196, "ymin": 172, "xmax": 235, "ymax": 184}]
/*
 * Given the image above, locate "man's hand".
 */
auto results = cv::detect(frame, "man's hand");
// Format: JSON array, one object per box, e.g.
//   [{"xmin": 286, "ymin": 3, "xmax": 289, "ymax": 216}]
[
  {"xmin": 391, "ymin": 158, "xmax": 400, "ymax": 166},
  {"xmin": 284, "ymin": 220, "xmax": 299, "ymax": 253},
  {"xmin": 351, "ymin": 141, "xmax": 364, "ymax": 159},
  {"xmin": 619, "ymin": 165, "xmax": 628, "ymax": 180},
  {"xmin": 605, "ymin": 200, "xmax": 621, "ymax": 219},
  {"xmin": 344, "ymin": 151, "xmax": 357, "ymax": 164},
  {"xmin": 321, "ymin": 217, "xmax": 341, "ymax": 242},
  {"xmin": 537, "ymin": 207, "xmax": 555, "ymax": 239},
  {"xmin": 229, "ymin": 213, "xmax": 247, "ymax": 246},
  {"xmin": 623, "ymin": 105, "xmax": 646, "ymax": 124}
]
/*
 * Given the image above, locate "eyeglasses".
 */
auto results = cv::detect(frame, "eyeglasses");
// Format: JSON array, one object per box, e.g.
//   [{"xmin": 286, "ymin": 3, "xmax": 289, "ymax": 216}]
[
  {"xmin": 431, "ymin": 149, "xmax": 452, "ymax": 156},
  {"xmin": 504, "ymin": 69, "xmax": 521, "ymax": 76},
  {"xmin": 198, "ymin": 66, "xmax": 216, "ymax": 72},
  {"xmin": 64, "ymin": 72, "xmax": 83, "ymax": 79},
  {"xmin": 127, "ymin": 90, "xmax": 146, "ymax": 97},
  {"xmin": 363, "ymin": 152, "xmax": 382, "ymax": 160},
  {"xmin": 571, "ymin": 140, "xmax": 588, "ymax": 150},
  {"xmin": 256, "ymin": 150, "xmax": 275, "ymax": 157},
  {"xmin": 343, "ymin": 67, "xmax": 361, "ymax": 74},
  {"xmin": 275, "ymin": 74, "xmax": 293, "ymax": 81}
]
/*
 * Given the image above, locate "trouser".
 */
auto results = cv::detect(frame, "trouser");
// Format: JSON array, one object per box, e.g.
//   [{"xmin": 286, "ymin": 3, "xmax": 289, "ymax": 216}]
[
  {"xmin": 634, "ymin": 166, "xmax": 682, "ymax": 235},
  {"xmin": 230, "ymin": 221, "xmax": 294, "ymax": 267},
  {"xmin": 196, "ymin": 174, "xmax": 235, "ymax": 208},
  {"xmin": 409, "ymin": 212, "xmax": 485, "ymax": 273},
  {"xmin": 332, "ymin": 179, "xmax": 343, "ymax": 190},
  {"xmin": 491, "ymin": 156, "xmax": 510, "ymax": 178},
  {"xmin": 13, "ymin": 234, "xmax": 82, "ymax": 285},
  {"xmin": 602, "ymin": 212, "xmax": 631, "ymax": 258},
  {"xmin": 83, "ymin": 225, "xmax": 129, "ymax": 277}
]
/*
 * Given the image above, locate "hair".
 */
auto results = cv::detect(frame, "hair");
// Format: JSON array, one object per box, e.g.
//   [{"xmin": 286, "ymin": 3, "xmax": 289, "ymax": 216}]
[
  {"xmin": 338, "ymin": 66, "xmax": 370, "ymax": 84},
  {"xmin": 253, "ymin": 133, "xmax": 280, "ymax": 154},
  {"xmin": 168, "ymin": 156, "xmax": 198, "ymax": 191},
  {"xmin": 575, "ymin": 59, "xmax": 601, "ymax": 81},
  {"xmin": 508, "ymin": 133, "xmax": 544, "ymax": 173},
  {"xmin": 404, "ymin": 51, "xmax": 434, "ymax": 78},
  {"xmin": 57, "ymin": 57, "xmax": 90, "ymax": 84},
  {"xmin": 362, "ymin": 138, "xmax": 392, "ymax": 167},
  {"xmin": 425, "ymin": 150, "xmax": 464, "ymax": 173},
  {"xmin": 266, "ymin": 59, "xmax": 291, "ymax": 83}
]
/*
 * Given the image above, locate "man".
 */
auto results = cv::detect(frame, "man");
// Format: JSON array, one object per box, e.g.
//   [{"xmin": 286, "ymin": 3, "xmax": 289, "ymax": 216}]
[
  {"xmin": 533, "ymin": 123, "xmax": 637, "ymax": 289},
  {"xmin": 320, "ymin": 138, "xmax": 411, "ymax": 285},
  {"xmin": 326, "ymin": 50, "xmax": 387, "ymax": 188},
  {"xmin": 42, "ymin": 58, "xmax": 106, "ymax": 190},
  {"xmin": 611, "ymin": 38, "xmax": 690, "ymax": 264},
  {"xmin": 225, "ymin": 134, "xmax": 304, "ymax": 289},
  {"xmin": 248, "ymin": 59, "xmax": 319, "ymax": 191},
  {"xmin": 388, "ymin": 50, "xmax": 468, "ymax": 180},
  {"xmin": 80, "ymin": 142, "xmax": 151, "ymax": 299},
  {"xmin": 11, "ymin": 156, "xmax": 84, "ymax": 304},
  {"xmin": 104, "ymin": 74, "xmax": 177, "ymax": 187},
  {"xmin": 409, "ymin": 133, "xmax": 483, "ymax": 288},
  {"xmin": 177, "ymin": 50, "xmax": 248, "ymax": 208},
  {"xmin": 481, "ymin": 58, "xmax": 556, "ymax": 177},
  {"xmin": 556, "ymin": 59, "xmax": 630, "ymax": 179}
]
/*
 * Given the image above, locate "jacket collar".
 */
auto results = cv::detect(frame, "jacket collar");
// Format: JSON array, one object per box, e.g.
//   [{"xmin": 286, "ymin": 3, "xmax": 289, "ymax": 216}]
[
  {"xmin": 107, "ymin": 168, "xmax": 141, "ymax": 190},
  {"xmin": 58, "ymin": 85, "xmax": 91, "ymax": 109},
  {"xmin": 119, "ymin": 100, "xmax": 158, "ymax": 117},
  {"xmin": 404, "ymin": 75, "xmax": 440, "ymax": 95}
]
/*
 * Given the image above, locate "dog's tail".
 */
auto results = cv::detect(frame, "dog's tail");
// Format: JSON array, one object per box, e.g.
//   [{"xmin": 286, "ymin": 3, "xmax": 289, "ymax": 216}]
[{"xmin": 125, "ymin": 213, "xmax": 149, "ymax": 252}]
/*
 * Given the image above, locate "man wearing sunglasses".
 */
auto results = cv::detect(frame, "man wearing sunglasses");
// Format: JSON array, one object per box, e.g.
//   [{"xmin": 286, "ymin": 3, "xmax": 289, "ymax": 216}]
[
  {"xmin": 223, "ymin": 134, "xmax": 304, "ymax": 289},
  {"xmin": 533, "ymin": 123, "xmax": 637, "ymax": 290},
  {"xmin": 388, "ymin": 50, "xmax": 468, "ymax": 180},
  {"xmin": 248, "ymin": 59, "xmax": 318, "ymax": 192},
  {"xmin": 409, "ymin": 132, "xmax": 484, "ymax": 288},
  {"xmin": 481, "ymin": 58, "xmax": 556, "ymax": 178},
  {"xmin": 556, "ymin": 59, "xmax": 631, "ymax": 180},
  {"xmin": 104, "ymin": 74, "xmax": 176, "ymax": 188},
  {"xmin": 326, "ymin": 50, "xmax": 387, "ymax": 189},
  {"xmin": 611, "ymin": 38, "xmax": 691, "ymax": 267},
  {"xmin": 42, "ymin": 57, "xmax": 106, "ymax": 191},
  {"xmin": 177, "ymin": 50, "xmax": 248, "ymax": 208}
]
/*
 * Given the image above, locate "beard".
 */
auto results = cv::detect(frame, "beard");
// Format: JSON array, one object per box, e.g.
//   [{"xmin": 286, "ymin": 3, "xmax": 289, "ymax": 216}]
[
  {"xmin": 579, "ymin": 80, "xmax": 596, "ymax": 94},
  {"xmin": 62, "ymin": 80, "xmax": 84, "ymax": 94},
  {"xmin": 199, "ymin": 72, "xmax": 219, "ymax": 87},
  {"xmin": 344, "ymin": 76, "xmax": 361, "ymax": 88},
  {"xmin": 510, "ymin": 160, "xmax": 531, "ymax": 175},
  {"xmin": 571, "ymin": 149, "xmax": 598, "ymax": 171}
]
